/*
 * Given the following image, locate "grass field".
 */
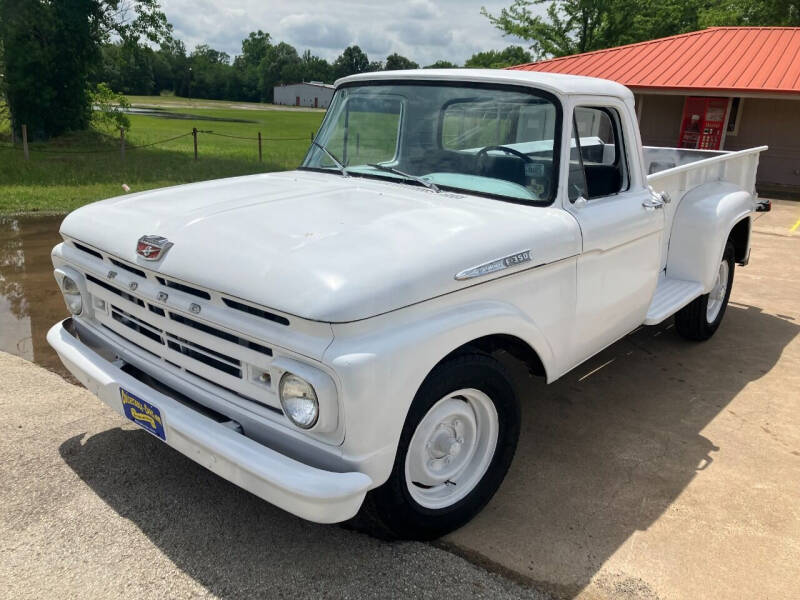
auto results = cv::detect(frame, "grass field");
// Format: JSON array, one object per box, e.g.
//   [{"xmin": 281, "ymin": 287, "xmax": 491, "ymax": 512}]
[
  {"xmin": 0, "ymin": 99, "xmax": 325, "ymax": 214},
  {"xmin": 125, "ymin": 95, "xmax": 326, "ymax": 112}
]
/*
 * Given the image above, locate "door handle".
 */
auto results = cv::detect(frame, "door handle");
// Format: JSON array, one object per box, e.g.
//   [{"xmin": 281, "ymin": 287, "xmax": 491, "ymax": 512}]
[{"xmin": 642, "ymin": 198, "xmax": 664, "ymax": 209}]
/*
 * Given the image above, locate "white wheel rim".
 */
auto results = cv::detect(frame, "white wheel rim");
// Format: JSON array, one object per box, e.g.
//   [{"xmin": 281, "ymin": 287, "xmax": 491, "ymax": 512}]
[
  {"xmin": 706, "ymin": 258, "xmax": 729, "ymax": 323},
  {"xmin": 404, "ymin": 388, "xmax": 499, "ymax": 510}
]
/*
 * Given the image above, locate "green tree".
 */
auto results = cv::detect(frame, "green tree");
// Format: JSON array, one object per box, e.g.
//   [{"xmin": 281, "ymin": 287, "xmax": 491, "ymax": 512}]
[
  {"xmin": 385, "ymin": 53, "xmax": 419, "ymax": 70},
  {"xmin": 464, "ymin": 45, "xmax": 532, "ymax": 68},
  {"xmin": 240, "ymin": 30, "xmax": 272, "ymax": 67},
  {"xmin": 300, "ymin": 50, "xmax": 333, "ymax": 83},
  {"xmin": 424, "ymin": 60, "xmax": 459, "ymax": 68},
  {"xmin": 0, "ymin": 29, "xmax": 8, "ymax": 129},
  {"xmin": 617, "ymin": 0, "xmax": 707, "ymax": 47},
  {"xmin": 0, "ymin": 0, "xmax": 170, "ymax": 139},
  {"xmin": 259, "ymin": 41, "xmax": 301, "ymax": 102},
  {"xmin": 88, "ymin": 82, "xmax": 130, "ymax": 131},
  {"xmin": 151, "ymin": 50, "xmax": 173, "ymax": 93},
  {"xmin": 333, "ymin": 45, "xmax": 370, "ymax": 78},
  {"xmin": 481, "ymin": 0, "xmax": 636, "ymax": 59},
  {"xmin": 483, "ymin": 0, "xmax": 800, "ymax": 60},
  {"xmin": 1, "ymin": 0, "xmax": 95, "ymax": 139},
  {"xmin": 189, "ymin": 44, "xmax": 232, "ymax": 100},
  {"xmin": 699, "ymin": 0, "xmax": 800, "ymax": 26},
  {"xmin": 157, "ymin": 38, "xmax": 189, "ymax": 96},
  {"xmin": 235, "ymin": 30, "xmax": 271, "ymax": 100}
]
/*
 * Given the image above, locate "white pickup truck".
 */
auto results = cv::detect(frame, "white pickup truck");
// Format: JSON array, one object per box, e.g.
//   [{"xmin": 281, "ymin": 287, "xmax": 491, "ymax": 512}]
[{"xmin": 48, "ymin": 69, "xmax": 768, "ymax": 539}]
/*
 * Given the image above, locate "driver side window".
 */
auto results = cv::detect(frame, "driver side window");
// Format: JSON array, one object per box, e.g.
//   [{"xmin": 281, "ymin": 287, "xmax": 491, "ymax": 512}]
[{"xmin": 570, "ymin": 106, "xmax": 629, "ymax": 200}]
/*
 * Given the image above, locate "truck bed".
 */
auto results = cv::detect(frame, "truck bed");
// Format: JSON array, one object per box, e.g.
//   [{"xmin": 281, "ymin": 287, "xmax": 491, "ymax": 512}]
[
  {"xmin": 643, "ymin": 147, "xmax": 727, "ymax": 176},
  {"xmin": 645, "ymin": 145, "xmax": 767, "ymax": 195}
]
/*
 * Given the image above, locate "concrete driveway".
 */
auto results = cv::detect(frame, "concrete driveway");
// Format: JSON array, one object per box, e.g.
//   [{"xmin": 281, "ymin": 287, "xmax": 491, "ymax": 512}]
[
  {"xmin": 1, "ymin": 201, "xmax": 798, "ymax": 599},
  {"xmin": 444, "ymin": 200, "xmax": 800, "ymax": 599},
  {"xmin": 0, "ymin": 352, "xmax": 546, "ymax": 600}
]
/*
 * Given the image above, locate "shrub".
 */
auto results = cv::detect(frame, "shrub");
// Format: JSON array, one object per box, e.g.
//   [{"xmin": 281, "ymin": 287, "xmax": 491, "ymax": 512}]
[{"xmin": 89, "ymin": 83, "xmax": 131, "ymax": 132}]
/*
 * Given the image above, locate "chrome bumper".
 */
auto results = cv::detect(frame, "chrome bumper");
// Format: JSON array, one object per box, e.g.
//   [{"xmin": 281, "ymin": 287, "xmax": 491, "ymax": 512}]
[{"xmin": 47, "ymin": 319, "xmax": 372, "ymax": 524}]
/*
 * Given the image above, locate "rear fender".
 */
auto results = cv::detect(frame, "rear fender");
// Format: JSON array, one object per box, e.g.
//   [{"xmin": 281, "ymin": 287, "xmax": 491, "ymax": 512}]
[{"xmin": 666, "ymin": 182, "xmax": 752, "ymax": 291}]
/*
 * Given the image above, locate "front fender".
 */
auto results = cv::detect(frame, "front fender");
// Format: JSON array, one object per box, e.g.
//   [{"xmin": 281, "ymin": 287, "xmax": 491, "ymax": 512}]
[
  {"xmin": 666, "ymin": 182, "xmax": 753, "ymax": 291},
  {"xmin": 325, "ymin": 298, "xmax": 554, "ymax": 486}
]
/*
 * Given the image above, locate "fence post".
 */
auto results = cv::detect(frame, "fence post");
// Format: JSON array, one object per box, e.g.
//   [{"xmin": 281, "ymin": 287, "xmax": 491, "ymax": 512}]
[
  {"xmin": 258, "ymin": 131, "xmax": 262, "ymax": 162},
  {"xmin": 120, "ymin": 127, "xmax": 126, "ymax": 160},
  {"xmin": 22, "ymin": 124, "xmax": 29, "ymax": 160},
  {"xmin": 310, "ymin": 131, "xmax": 314, "ymax": 142},
  {"xmin": 192, "ymin": 127, "xmax": 198, "ymax": 161}
]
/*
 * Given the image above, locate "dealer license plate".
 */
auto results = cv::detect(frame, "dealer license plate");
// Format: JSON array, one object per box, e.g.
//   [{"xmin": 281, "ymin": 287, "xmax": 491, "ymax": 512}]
[{"xmin": 120, "ymin": 388, "xmax": 166, "ymax": 441}]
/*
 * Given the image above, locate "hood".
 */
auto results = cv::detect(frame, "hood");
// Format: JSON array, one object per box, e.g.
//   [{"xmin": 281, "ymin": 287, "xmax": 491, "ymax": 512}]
[{"xmin": 60, "ymin": 171, "xmax": 581, "ymax": 322}]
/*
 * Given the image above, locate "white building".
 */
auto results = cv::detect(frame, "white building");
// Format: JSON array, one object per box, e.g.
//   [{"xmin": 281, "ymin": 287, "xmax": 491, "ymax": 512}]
[{"xmin": 273, "ymin": 82, "xmax": 334, "ymax": 109}]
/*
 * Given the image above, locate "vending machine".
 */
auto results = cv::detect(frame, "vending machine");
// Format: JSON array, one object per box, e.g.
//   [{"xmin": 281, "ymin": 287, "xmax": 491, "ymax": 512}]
[{"xmin": 678, "ymin": 97, "xmax": 730, "ymax": 150}]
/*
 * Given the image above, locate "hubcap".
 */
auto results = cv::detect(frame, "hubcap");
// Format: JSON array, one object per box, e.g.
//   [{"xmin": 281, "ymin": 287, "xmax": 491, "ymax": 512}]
[
  {"xmin": 706, "ymin": 258, "xmax": 729, "ymax": 323},
  {"xmin": 404, "ymin": 389, "xmax": 499, "ymax": 509}
]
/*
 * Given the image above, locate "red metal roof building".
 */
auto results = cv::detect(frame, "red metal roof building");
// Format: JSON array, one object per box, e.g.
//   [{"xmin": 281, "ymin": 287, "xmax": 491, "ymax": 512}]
[{"xmin": 512, "ymin": 27, "xmax": 800, "ymax": 194}]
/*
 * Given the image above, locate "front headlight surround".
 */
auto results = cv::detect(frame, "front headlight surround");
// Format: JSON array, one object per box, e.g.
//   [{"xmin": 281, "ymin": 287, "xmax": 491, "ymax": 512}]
[
  {"xmin": 279, "ymin": 372, "xmax": 319, "ymax": 429},
  {"xmin": 55, "ymin": 268, "xmax": 86, "ymax": 316},
  {"xmin": 271, "ymin": 357, "xmax": 339, "ymax": 434}
]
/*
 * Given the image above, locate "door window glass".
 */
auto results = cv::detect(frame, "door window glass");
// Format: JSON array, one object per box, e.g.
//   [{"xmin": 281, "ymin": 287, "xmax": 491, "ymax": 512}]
[
  {"xmin": 572, "ymin": 107, "xmax": 629, "ymax": 199},
  {"xmin": 568, "ymin": 116, "xmax": 588, "ymax": 203}
]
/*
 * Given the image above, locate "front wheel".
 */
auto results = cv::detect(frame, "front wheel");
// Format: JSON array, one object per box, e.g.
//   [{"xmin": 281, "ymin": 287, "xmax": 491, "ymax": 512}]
[
  {"xmin": 367, "ymin": 353, "xmax": 520, "ymax": 540},
  {"xmin": 675, "ymin": 241, "xmax": 735, "ymax": 341}
]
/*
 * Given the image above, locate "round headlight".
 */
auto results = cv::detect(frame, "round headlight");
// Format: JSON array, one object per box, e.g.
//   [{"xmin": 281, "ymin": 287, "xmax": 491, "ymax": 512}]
[
  {"xmin": 62, "ymin": 276, "xmax": 80, "ymax": 294},
  {"xmin": 279, "ymin": 372, "xmax": 319, "ymax": 429},
  {"xmin": 60, "ymin": 275, "xmax": 83, "ymax": 315}
]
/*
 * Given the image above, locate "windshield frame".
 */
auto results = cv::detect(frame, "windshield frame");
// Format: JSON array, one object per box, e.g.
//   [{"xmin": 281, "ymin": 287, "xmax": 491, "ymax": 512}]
[{"xmin": 299, "ymin": 79, "xmax": 564, "ymax": 207}]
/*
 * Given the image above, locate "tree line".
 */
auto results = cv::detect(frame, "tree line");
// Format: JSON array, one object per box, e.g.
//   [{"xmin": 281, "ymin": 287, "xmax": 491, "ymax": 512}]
[
  {"xmin": 484, "ymin": 0, "xmax": 798, "ymax": 60},
  {"xmin": 92, "ymin": 32, "xmax": 533, "ymax": 103},
  {"xmin": 2, "ymin": 0, "xmax": 797, "ymax": 140}
]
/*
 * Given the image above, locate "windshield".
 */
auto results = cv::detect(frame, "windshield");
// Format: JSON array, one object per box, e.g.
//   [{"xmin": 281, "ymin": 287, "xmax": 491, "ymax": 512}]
[{"xmin": 301, "ymin": 82, "xmax": 561, "ymax": 204}]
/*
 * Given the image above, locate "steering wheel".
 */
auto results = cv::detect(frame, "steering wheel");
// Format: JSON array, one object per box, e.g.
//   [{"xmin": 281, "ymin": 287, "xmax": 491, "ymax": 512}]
[
  {"xmin": 476, "ymin": 145, "xmax": 534, "ymax": 163},
  {"xmin": 476, "ymin": 145, "xmax": 551, "ymax": 199}
]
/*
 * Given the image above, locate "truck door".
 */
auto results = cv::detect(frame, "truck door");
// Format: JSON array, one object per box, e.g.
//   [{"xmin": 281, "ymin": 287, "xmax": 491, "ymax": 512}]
[{"xmin": 566, "ymin": 102, "xmax": 664, "ymax": 365}]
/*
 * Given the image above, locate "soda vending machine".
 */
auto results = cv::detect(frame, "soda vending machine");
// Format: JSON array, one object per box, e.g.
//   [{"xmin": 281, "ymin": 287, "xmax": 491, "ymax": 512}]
[{"xmin": 678, "ymin": 97, "xmax": 730, "ymax": 150}]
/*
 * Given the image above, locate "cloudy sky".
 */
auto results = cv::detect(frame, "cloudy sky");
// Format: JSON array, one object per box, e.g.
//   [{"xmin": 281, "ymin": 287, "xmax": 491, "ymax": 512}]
[{"xmin": 160, "ymin": 0, "xmax": 540, "ymax": 66}]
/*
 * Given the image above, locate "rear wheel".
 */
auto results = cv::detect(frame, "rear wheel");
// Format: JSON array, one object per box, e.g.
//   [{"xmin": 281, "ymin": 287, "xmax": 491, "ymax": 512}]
[
  {"xmin": 367, "ymin": 353, "xmax": 520, "ymax": 540},
  {"xmin": 675, "ymin": 241, "xmax": 735, "ymax": 341}
]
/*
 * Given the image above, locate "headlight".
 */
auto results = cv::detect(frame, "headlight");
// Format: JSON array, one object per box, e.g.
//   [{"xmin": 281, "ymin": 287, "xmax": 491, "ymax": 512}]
[
  {"xmin": 279, "ymin": 372, "xmax": 319, "ymax": 429},
  {"xmin": 60, "ymin": 274, "xmax": 83, "ymax": 315}
]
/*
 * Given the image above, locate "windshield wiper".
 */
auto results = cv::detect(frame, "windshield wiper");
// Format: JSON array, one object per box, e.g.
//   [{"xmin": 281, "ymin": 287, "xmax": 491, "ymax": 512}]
[
  {"xmin": 311, "ymin": 140, "xmax": 348, "ymax": 177},
  {"xmin": 367, "ymin": 163, "xmax": 440, "ymax": 193}
]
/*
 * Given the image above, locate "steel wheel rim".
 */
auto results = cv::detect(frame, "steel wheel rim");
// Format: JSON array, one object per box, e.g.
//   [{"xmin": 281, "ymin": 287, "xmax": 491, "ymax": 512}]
[
  {"xmin": 706, "ymin": 258, "xmax": 729, "ymax": 322},
  {"xmin": 404, "ymin": 388, "xmax": 499, "ymax": 510}
]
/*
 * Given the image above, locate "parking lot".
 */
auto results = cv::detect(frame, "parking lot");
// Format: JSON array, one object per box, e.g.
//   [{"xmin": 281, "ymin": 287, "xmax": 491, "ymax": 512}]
[{"xmin": 1, "ymin": 201, "xmax": 798, "ymax": 599}]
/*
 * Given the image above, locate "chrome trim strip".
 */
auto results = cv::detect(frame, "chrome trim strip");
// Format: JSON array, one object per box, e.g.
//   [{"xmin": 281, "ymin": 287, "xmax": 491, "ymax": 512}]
[{"xmin": 455, "ymin": 250, "xmax": 532, "ymax": 281}]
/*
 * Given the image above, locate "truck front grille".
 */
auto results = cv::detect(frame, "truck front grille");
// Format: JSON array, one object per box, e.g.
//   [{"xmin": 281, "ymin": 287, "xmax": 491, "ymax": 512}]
[{"xmin": 74, "ymin": 249, "xmax": 287, "ymax": 413}]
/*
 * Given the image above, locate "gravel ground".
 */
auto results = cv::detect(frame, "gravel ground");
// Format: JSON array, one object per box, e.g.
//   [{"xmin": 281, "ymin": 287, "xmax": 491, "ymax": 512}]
[{"xmin": 0, "ymin": 351, "xmax": 549, "ymax": 600}]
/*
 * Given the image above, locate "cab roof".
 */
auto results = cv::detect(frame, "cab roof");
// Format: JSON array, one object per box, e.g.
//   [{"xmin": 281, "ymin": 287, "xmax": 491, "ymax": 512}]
[{"xmin": 335, "ymin": 68, "xmax": 634, "ymax": 100}]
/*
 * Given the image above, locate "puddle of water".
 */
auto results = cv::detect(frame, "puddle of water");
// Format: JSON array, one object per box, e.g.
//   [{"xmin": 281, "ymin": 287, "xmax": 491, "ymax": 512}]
[
  {"xmin": 0, "ymin": 215, "xmax": 75, "ymax": 382},
  {"xmin": 122, "ymin": 107, "xmax": 257, "ymax": 123}
]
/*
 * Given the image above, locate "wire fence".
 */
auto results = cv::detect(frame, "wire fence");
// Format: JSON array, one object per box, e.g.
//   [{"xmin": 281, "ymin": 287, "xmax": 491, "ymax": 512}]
[{"xmin": 0, "ymin": 125, "xmax": 315, "ymax": 162}]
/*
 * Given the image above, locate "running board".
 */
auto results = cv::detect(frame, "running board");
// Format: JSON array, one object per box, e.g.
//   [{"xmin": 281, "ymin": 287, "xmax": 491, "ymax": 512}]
[{"xmin": 645, "ymin": 278, "xmax": 704, "ymax": 325}]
